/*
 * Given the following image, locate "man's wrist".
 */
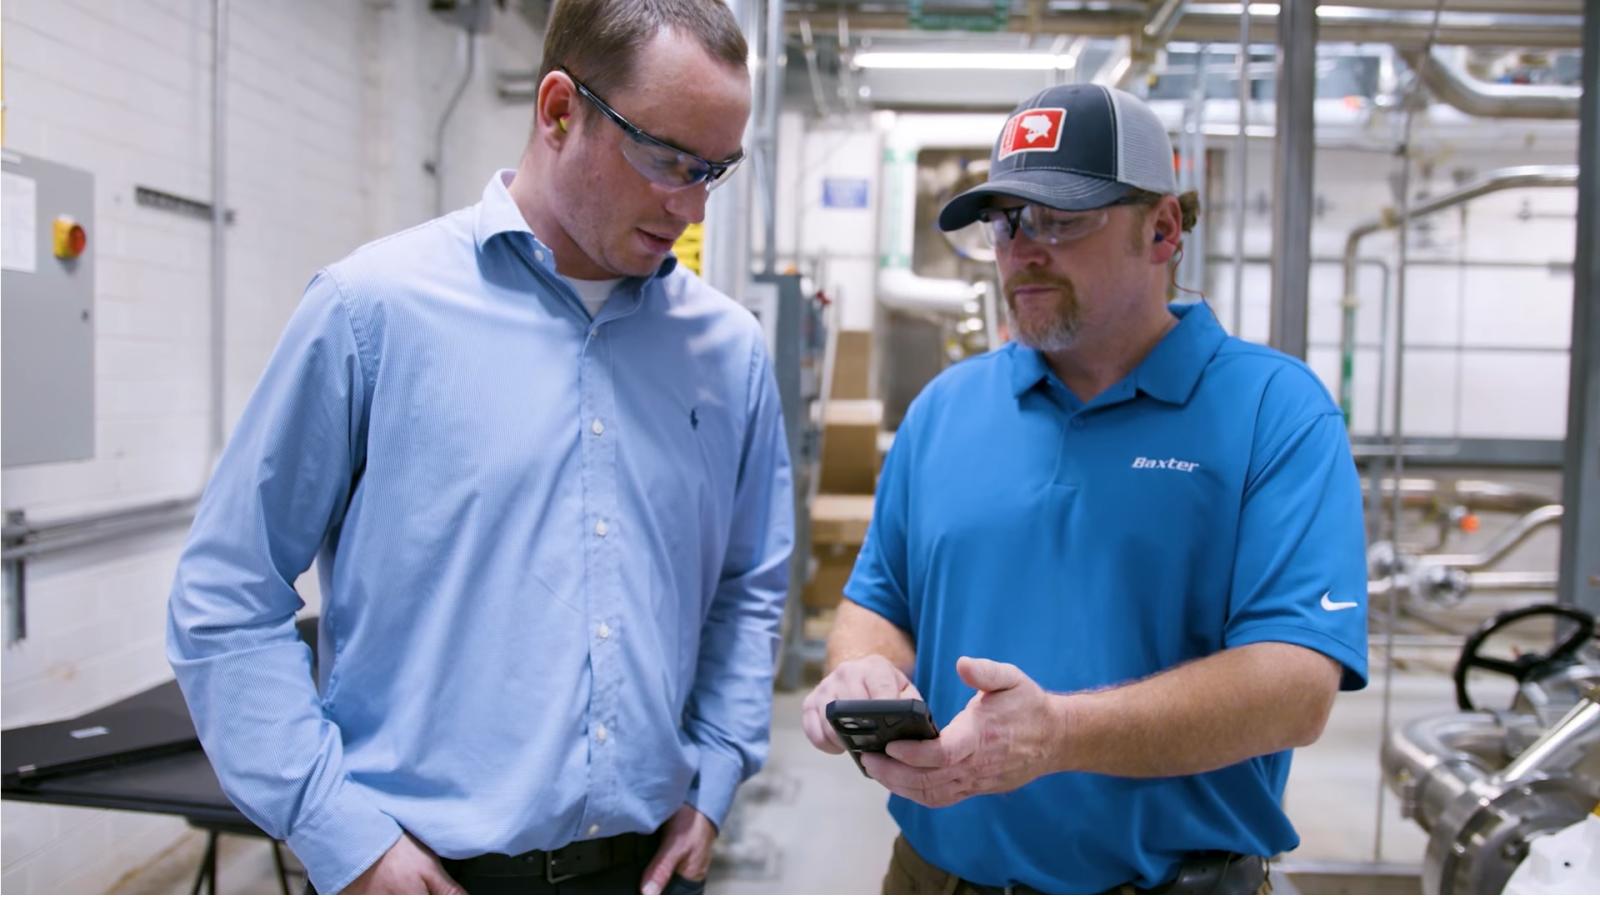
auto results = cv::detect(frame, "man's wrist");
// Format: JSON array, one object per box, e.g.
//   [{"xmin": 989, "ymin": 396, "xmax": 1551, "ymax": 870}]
[{"xmin": 1044, "ymin": 691, "xmax": 1084, "ymax": 775}]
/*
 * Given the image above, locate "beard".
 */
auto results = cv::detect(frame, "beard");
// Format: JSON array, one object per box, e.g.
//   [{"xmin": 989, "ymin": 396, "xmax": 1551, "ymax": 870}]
[{"xmin": 1004, "ymin": 274, "xmax": 1080, "ymax": 352}]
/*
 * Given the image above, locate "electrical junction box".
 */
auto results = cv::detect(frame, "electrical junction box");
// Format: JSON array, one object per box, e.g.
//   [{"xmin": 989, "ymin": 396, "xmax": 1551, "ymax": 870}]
[{"xmin": 2, "ymin": 150, "xmax": 96, "ymax": 467}]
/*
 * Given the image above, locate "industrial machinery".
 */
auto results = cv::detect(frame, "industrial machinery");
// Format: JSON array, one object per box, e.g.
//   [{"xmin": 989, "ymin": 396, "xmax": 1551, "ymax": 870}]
[
  {"xmin": 1365, "ymin": 478, "xmax": 1565, "ymax": 615},
  {"xmin": 1382, "ymin": 603, "xmax": 1600, "ymax": 894}
]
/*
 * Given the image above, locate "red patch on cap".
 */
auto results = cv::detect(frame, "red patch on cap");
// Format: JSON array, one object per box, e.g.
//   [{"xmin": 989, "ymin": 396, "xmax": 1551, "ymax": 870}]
[{"xmin": 997, "ymin": 107, "xmax": 1066, "ymax": 161}]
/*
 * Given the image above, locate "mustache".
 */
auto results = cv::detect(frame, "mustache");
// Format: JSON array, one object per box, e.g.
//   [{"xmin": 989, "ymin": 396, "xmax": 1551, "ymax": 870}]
[{"xmin": 1004, "ymin": 274, "xmax": 1075, "ymax": 299}]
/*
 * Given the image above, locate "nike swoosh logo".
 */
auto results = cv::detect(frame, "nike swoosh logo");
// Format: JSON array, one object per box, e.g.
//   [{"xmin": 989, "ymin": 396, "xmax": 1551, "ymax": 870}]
[{"xmin": 1320, "ymin": 593, "xmax": 1359, "ymax": 612}]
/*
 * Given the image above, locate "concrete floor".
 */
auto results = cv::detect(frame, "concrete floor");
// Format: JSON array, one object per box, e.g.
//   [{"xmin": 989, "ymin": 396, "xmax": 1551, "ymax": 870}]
[{"xmin": 115, "ymin": 470, "xmax": 1572, "ymax": 894}]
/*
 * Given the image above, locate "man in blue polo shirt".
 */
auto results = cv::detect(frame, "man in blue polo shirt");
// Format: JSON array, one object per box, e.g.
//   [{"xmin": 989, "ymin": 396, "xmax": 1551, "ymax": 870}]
[{"xmin": 801, "ymin": 84, "xmax": 1367, "ymax": 893}]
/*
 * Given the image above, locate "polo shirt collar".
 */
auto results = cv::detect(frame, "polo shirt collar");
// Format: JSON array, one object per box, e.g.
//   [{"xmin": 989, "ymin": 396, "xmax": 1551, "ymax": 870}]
[{"xmin": 1006, "ymin": 301, "xmax": 1227, "ymax": 404}]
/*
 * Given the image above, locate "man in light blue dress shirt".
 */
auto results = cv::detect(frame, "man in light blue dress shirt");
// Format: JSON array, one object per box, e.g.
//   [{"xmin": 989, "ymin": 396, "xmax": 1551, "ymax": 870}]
[{"xmin": 167, "ymin": 1, "xmax": 792, "ymax": 893}]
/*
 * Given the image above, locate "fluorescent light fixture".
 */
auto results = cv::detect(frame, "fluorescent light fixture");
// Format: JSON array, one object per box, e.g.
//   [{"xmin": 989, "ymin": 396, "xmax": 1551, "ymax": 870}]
[{"xmin": 853, "ymin": 51, "xmax": 1080, "ymax": 71}]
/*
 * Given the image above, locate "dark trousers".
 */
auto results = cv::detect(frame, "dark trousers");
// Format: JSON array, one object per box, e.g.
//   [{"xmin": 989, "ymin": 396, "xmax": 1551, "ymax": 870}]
[{"xmin": 881, "ymin": 834, "xmax": 1271, "ymax": 895}]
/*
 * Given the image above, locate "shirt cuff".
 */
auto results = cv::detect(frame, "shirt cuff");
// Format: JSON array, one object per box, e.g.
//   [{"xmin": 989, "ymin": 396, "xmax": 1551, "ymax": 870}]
[
  {"xmin": 285, "ymin": 778, "xmax": 404, "ymax": 894},
  {"xmin": 684, "ymin": 747, "xmax": 747, "ymax": 831}
]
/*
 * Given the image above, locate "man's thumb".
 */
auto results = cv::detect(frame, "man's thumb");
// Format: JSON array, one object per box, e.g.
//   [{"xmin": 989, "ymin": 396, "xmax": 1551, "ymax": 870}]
[{"xmin": 957, "ymin": 656, "xmax": 1023, "ymax": 693}]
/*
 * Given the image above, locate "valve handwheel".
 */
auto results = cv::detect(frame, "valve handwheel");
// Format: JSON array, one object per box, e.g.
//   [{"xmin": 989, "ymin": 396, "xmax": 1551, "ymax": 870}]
[{"xmin": 1453, "ymin": 603, "xmax": 1597, "ymax": 711}]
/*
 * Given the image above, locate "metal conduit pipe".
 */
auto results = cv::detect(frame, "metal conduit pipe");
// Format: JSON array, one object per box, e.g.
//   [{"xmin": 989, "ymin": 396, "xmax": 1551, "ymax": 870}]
[
  {"xmin": 1381, "ymin": 710, "xmax": 1504, "ymax": 828},
  {"xmin": 1497, "ymin": 685, "xmax": 1600, "ymax": 784},
  {"xmin": 1145, "ymin": 0, "xmax": 1191, "ymax": 41},
  {"xmin": 1357, "ymin": 477, "xmax": 1555, "ymax": 513},
  {"xmin": 2, "ymin": 503, "xmax": 200, "ymax": 564},
  {"xmin": 1463, "ymin": 571, "xmax": 1559, "ymax": 593},
  {"xmin": 1338, "ymin": 0, "xmax": 1580, "ymax": 10},
  {"xmin": 1338, "ymin": 165, "xmax": 1579, "ymax": 422},
  {"xmin": 1117, "ymin": 0, "xmax": 1188, "ymax": 89},
  {"xmin": 211, "ymin": 0, "xmax": 229, "ymax": 458},
  {"xmin": 785, "ymin": 8, "xmax": 1586, "ymax": 49},
  {"xmin": 430, "ymin": 23, "xmax": 480, "ymax": 217},
  {"xmin": 1229, "ymin": 0, "xmax": 1250, "ymax": 338},
  {"xmin": 1402, "ymin": 46, "xmax": 1582, "ymax": 119},
  {"xmin": 1422, "ymin": 505, "xmax": 1565, "ymax": 570},
  {"xmin": 760, "ymin": 0, "xmax": 785, "ymax": 273}
]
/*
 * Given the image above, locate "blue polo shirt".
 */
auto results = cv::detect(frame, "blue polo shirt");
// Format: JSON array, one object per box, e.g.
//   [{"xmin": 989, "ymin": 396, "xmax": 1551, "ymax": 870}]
[{"xmin": 844, "ymin": 302, "xmax": 1368, "ymax": 893}]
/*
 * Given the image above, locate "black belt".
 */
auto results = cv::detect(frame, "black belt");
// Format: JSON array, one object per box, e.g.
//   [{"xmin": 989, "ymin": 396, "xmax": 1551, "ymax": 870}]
[
  {"xmin": 959, "ymin": 853, "xmax": 1268, "ymax": 895},
  {"xmin": 444, "ymin": 832, "xmax": 655, "ymax": 885}
]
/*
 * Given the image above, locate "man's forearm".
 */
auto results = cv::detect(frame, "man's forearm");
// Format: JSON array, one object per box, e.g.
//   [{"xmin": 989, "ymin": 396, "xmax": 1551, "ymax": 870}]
[
  {"xmin": 824, "ymin": 600, "xmax": 916, "ymax": 675},
  {"xmin": 1046, "ymin": 642, "xmax": 1341, "ymax": 778}
]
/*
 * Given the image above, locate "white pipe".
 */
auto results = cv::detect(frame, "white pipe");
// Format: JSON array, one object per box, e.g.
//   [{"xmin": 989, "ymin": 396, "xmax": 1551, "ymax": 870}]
[
  {"xmin": 1403, "ymin": 46, "xmax": 1581, "ymax": 119},
  {"xmin": 211, "ymin": 0, "xmax": 228, "ymax": 456},
  {"xmin": 877, "ymin": 269, "xmax": 982, "ymax": 317}
]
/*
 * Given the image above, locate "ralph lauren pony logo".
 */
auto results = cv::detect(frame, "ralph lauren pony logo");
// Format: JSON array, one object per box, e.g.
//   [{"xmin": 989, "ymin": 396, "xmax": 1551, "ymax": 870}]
[{"xmin": 690, "ymin": 408, "xmax": 700, "ymax": 430}]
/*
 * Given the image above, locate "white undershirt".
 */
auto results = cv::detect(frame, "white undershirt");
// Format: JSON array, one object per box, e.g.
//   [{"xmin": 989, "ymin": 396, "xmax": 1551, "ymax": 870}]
[{"xmin": 559, "ymin": 274, "xmax": 624, "ymax": 318}]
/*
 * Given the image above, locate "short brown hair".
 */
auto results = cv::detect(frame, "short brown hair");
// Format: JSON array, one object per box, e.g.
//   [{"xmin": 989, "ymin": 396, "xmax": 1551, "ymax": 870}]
[
  {"xmin": 1124, "ymin": 188, "xmax": 1201, "ymax": 233},
  {"xmin": 1123, "ymin": 189, "xmax": 1202, "ymax": 300},
  {"xmin": 539, "ymin": 0, "xmax": 747, "ymax": 101}
]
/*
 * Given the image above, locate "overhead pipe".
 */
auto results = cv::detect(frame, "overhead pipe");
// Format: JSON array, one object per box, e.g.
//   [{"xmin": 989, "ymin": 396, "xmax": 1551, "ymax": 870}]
[
  {"xmin": 789, "ymin": 6, "xmax": 1585, "ymax": 48},
  {"xmin": 1094, "ymin": 38, "xmax": 1134, "ymax": 87},
  {"xmin": 1117, "ymin": 0, "xmax": 1189, "ymax": 89},
  {"xmin": 1402, "ymin": 46, "xmax": 1581, "ymax": 119},
  {"xmin": 1338, "ymin": 165, "xmax": 1579, "ymax": 423},
  {"xmin": 1336, "ymin": 0, "xmax": 1580, "ymax": 13}
]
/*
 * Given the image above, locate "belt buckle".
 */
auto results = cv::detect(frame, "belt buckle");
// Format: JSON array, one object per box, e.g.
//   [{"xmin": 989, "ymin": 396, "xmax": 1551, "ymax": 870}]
[{"xmin": 545, "ymin": 850, "xmax": 582, "ymax": 885}]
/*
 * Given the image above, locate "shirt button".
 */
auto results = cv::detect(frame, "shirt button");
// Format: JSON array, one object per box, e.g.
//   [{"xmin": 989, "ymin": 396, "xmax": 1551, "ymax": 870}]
[
  {"xmin": 594, "ymin": 519, "xmax": 609, "ymax": 537},
  {"xmin": 595, "ymin": 724, "xmax": 609, "ymax": 743},
  {"xmin": 534, "ymin": 250, "xmax": 546, "ymax": 263},
  {"xmin": 591, "ymin": 418, "xmax": 605, "ymax": 436},
  {"xmin": 596, "ymin": 622, "xmax": 611, "ymax": 640},
  {"xmin": 587, "ymin": 823, "xmax": 600, "ymax": 837}
]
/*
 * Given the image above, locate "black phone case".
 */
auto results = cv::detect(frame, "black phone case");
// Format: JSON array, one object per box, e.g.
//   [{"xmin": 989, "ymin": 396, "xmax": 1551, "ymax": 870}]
[{"xmin": 825, "ymin": 699, "xmax": 940, "ymax": 777}]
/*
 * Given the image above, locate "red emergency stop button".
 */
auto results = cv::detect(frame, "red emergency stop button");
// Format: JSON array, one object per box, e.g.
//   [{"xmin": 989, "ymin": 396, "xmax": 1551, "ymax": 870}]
[{"xmin": 53, "ymin": 216, "xmax": 87, "ymax": 259}]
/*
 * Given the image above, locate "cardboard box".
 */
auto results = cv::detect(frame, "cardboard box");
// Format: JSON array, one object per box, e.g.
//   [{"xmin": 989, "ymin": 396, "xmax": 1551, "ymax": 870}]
[
  {"xmin": 831, "ymin": 330, "xmax": 872, "ymax": 400},
  {"xmin": 804, "ymin": 544, "xmax": 858, "ymax": 609},
  {"xmin": 804, "ymin": 494, "xmax": 874, "ymax": 609},
  {"xmin": 819, "ymin": 399, "xmax": 883, "ymax": 495},
  {"xmin": 811, "ymin": 494, "xmax": 874, "ymax": 544}
]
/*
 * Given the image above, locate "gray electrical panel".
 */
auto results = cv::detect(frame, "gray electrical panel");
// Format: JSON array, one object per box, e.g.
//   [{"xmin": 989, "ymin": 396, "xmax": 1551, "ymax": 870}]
[{"xmin": 2, "ymin": 150, "xmax": 96, "ymax": 467}]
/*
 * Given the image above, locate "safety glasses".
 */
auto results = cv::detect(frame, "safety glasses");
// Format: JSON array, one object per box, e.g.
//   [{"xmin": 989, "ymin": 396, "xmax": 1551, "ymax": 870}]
[
  {"xmin": 976, "ymin": 197, "xmax": 1139, "ymax": 247},
  {"xmin": 560, "ymin": 67, "xmax": 744, "ymax": 191}
]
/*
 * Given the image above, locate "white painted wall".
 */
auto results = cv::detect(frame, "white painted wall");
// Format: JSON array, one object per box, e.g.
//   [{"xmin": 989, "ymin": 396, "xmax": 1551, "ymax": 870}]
[
  {"xmin": 0, "ymin": 0, "xmax": 542, "ymax": 892},
  {"xmin": 771, "ymin": 110, "xmax": 883, "ymax": 332}
]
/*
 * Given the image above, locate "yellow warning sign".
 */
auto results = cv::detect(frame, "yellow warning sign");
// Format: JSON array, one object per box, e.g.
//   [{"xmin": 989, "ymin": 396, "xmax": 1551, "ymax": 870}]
[{"xmin": 673, "ymin": 222, "xmax": 704, "ymax": 275}]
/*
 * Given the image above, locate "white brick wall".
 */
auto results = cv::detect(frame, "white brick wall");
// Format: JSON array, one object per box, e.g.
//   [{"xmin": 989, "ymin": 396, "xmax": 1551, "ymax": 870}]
[{"xmin": 1, "ymin": 0, "xmax": 543, "ymax": 892}]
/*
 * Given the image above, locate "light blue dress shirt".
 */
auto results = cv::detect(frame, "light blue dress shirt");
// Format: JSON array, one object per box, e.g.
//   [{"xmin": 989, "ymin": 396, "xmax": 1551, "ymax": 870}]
[{"xmin": 167, "ymin": 171, "xmax": 794, "ymax": 893}]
